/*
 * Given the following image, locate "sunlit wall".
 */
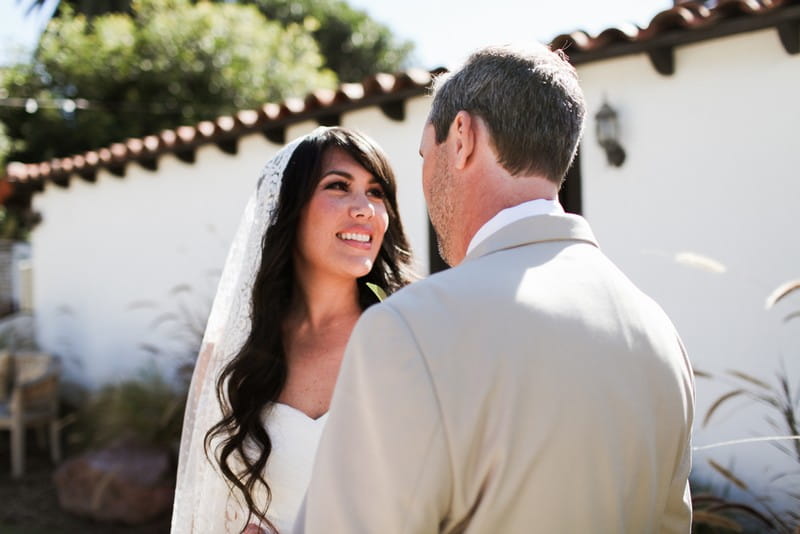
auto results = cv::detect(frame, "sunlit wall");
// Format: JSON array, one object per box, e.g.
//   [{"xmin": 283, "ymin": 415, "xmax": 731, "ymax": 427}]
[{"xmin": 578, "ymin": 27, "xmax": 800, "ymax": 502}]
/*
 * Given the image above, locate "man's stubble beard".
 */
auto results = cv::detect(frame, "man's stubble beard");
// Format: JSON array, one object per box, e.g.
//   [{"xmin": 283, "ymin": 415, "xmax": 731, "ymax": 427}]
[{"xmin": 428, "ymin": 149, "xmax": 459, "ymax": 267}]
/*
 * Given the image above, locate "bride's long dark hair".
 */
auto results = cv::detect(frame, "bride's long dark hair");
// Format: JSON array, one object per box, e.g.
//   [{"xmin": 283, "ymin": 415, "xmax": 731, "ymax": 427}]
[{"xmin": 205, "ymin": 127, "xmax": 414, "ymax": 530}]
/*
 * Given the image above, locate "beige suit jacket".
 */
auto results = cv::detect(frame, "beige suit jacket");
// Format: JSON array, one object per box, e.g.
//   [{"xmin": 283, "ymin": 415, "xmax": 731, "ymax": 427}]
[{"xmin": 295, "ymin": 213, "xmax": 694, "ymax": 533}]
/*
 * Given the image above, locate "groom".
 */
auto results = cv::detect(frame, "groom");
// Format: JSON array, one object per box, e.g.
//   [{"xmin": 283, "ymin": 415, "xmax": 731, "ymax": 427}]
[{"xmin": 296, "ymin": 44, "xmax": 695, "ymax": 532}]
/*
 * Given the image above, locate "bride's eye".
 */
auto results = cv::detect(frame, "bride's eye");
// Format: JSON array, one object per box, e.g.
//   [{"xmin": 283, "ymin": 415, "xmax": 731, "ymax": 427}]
[
  {"xmin": 367, "ymin": 187, "xmax": 385, "ymax": 199},
  {"xmin": 324, "ymin": 180, "xmax": 348, "ymax": 191}
]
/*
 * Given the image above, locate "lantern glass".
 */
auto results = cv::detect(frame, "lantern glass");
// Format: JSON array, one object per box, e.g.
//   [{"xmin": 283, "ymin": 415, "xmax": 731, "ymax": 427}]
[{"xmin": 595, "ymin": 103, "xmax": 618, "ymax": 147}]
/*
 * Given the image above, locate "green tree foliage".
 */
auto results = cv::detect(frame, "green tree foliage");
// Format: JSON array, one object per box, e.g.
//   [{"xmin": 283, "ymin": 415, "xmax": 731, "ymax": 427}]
[
  {"xmin": 247, "ymin": 0, "xmax": 414, "ymax": 82},
  {"xmin": 23, "ymin": 0, "xmax": 132, "ymax": 18},
  {"xmin": 24, "ymin": 0, "xmax": 415, "ymax": 82},
  {"xmin": 2, "ymin": 0, "xmax": 336, "ymax": 163},
  {"xmin": 0, "ymin": 123, "xmax": 10, "ymax": 169},
  {"xmin": 23, "ymin": 0, "xmax": 414, "ymax": 82}
]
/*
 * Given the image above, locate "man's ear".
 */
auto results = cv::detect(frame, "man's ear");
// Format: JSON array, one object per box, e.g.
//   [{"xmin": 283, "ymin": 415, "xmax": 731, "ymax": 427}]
[{"xmin": 450, "ymin": 111, "xmax": 475, "ymax": 171}]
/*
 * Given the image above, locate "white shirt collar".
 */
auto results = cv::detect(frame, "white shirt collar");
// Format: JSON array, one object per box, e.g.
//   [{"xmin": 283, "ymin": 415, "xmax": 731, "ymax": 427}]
[{"xmin": 466, "ymin": 198, "xmax": 564, "ymax": 255}]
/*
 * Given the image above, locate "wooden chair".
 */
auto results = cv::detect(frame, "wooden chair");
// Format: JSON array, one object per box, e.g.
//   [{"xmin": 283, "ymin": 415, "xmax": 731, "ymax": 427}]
[{"xmin": 0, "ymin": 350, "xmax": 62, "ymax": 478}]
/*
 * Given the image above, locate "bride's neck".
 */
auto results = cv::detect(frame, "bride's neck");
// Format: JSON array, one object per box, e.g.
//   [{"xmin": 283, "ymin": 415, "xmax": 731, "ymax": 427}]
[{"xmin": 287, "ymin": 274, "xmax": 361, "ymax": 331}]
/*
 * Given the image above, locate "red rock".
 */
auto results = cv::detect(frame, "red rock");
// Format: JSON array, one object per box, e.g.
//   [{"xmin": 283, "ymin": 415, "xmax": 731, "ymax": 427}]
[{"xmin": 53, "ymin": 445, "xmax": 174, "ymax": 524}]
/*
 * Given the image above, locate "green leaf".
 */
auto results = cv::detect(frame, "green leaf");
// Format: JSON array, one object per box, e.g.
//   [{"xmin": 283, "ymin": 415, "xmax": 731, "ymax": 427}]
[{"xmin": 366, "ymin": 282, "xmax": 387, "ymax": 302}]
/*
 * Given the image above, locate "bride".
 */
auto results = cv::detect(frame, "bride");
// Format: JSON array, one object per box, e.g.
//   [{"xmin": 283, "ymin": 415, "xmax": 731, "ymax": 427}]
[{"xmin": 171, "ymin": 127, "xmax": 415, "ymax": 533}]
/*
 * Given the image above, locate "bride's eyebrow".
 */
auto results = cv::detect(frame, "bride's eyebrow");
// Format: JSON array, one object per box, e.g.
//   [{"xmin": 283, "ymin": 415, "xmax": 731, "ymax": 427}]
[
  {"xmin": 321, "ymin": 170, "xmax": 381, "ymax": 184},
  {"xmin": 321, "ymin": 169, "xmax": 353, "ymax": 179}
]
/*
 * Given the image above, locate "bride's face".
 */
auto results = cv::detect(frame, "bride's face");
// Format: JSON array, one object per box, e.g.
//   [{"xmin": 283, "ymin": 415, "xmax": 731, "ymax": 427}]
[{"xmin": 294, "ymin": 147, "xmax": 390, "ymax": 282}]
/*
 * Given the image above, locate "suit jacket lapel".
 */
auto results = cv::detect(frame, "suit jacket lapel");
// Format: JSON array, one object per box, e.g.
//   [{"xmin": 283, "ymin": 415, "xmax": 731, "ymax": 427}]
[{"xmin": 463, "ymin": 213, "xmax": 600, "ymax": 263}]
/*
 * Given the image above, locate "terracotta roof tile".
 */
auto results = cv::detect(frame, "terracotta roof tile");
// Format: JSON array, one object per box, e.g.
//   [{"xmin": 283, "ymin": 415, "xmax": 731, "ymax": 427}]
[
  {"xmin": 97, "ymin": 148, "xmax": 113, "ymax": 164},
  {"xmin": 261, "ymin": 103, "xmax": 282, "ymax": 121},
  {"xmin": 109, "ymin": 143, "xmax": 127, "ymax": 159},
  {"xmin": 359, "ymin": 73, "xmax": 388, "ymax": 94},
  {"xmin": 2, "ymin": 70, "xmax": 436, "ymax": 188},
  {"xmin": 551, "ymin": 0, "xmax": 799, "ymax": 62},
  {"xmin": 196, "ymin": 121, "xmax": 217, "ymax": 138},
  {"xmin": 305, "ymin": 89, "xmax": 336, "ymax": 109},
  {"xmin": 406, "ymin": 68, "xmax": 439, "ymax": 86},
  {"xmin": 4, "ymin": 0, "xmax": 798, "ymax": 189},
  {"xmin": 645, "ymin": 4, "xmax": 718, "ymax": 37},
  {"xmin": 176, "ymin": 126, "xmax": 197, "ymax": 143},
  {"xmin": 125, "ymin": 138, "xmax": 144, "ymax": 155},
  {"xmin": 236, "ymin": 109, "xmax": 260, "ymax": 127},
  {"xmin": 281, "ymin": 97, "xmax": 306, "ymax": 115},
  {"xmin": 715, "ymin": 0, "xmax": 766, "ymax": 16},
  {"xmin": 595, "ymin": 25, "xmax": 640, "ymax": 45},
  {"xmin": 339, "ymin": 83, "xmax": 366, "ymax": 100}
]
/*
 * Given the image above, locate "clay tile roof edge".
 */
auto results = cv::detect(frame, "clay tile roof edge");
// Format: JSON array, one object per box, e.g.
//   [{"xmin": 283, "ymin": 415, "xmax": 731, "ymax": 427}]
[
  {"xmin": 1, "ymin": 70, "xmax": 435, "ymax": 188},
  {"xmin": 5, "ymin": 1, "xmax": 799, "ymax": 188},
  {"xmin": 551, "ymin": 0, "xmax": 800, "ymax": 63}
]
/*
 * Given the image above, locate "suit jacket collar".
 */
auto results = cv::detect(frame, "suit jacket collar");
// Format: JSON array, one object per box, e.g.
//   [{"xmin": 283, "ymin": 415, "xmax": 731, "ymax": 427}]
[{"xmin": 463, "ymin": 213, "xmax": 599, "ymax": 263}]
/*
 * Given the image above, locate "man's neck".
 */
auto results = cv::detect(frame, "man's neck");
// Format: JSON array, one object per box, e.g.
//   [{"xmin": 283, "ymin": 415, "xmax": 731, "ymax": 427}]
[
  {"xmin": 454, "ymin": 172, "xmax": 560, "ymax": 264},
  {"xmin": 466, "ymin": 198, "xmax": 564, "ymax": 256}
]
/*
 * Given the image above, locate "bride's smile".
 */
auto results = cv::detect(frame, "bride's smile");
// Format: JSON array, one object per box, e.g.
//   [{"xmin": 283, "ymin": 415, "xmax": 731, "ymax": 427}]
[
  {"xmin": 336, "ymin": 229, "xmax": 372, "ymax": 246},
  {"xmin": 295, "ymin": 147, "xmax": 389, "ymax": 280}
]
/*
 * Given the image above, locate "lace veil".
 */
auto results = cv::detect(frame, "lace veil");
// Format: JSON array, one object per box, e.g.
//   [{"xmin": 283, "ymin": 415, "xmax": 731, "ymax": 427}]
[{"xmin": 171, "ymin": 130, "xmax": 316, "ymax": 533}]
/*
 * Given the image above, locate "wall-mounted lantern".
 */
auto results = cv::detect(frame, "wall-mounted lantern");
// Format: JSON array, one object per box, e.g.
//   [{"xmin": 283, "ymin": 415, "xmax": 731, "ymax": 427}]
[{"xmin": 595, "ymin": 101, "xmax": 626, "ymax": 167}]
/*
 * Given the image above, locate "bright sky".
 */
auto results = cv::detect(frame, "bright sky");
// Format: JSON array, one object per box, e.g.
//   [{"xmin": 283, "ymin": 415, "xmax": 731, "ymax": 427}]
[
  {"xmin": 344, "ymin": 0, "xmax": 673, "ymax": 70},
  {"xmin": 0, "ymin": 0, "xmax": 673, "ymax": 68},
  {"xmin": 0, "ymin": 0, "xmax": 59, "ymax": 66}
]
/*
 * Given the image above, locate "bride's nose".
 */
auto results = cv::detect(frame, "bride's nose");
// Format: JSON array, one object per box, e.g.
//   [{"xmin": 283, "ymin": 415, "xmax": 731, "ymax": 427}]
[{"xmin": 350, "ymin": 194, "xmax": 375, "ymax": 219}]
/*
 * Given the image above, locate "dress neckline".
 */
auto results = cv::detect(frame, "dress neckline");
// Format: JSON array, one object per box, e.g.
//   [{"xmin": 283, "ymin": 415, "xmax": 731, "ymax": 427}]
[{"xmin": 271, "ymin": 401, "xmax": 329, "ymax": 423}]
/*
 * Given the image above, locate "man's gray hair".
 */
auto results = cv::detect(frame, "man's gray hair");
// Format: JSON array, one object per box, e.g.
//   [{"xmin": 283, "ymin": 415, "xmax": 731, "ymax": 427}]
[{"xmin": 428, "ymin": 43, "xmax": 586, "ymax": 185}]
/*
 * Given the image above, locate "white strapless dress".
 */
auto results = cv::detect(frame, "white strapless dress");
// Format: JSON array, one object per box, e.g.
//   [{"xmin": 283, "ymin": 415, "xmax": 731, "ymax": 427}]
[
  {"xmin": 259, "ymin": 403, "xmax": 329, "ymax": 533},
  {"xmin": 179, "ymin": 402, "xmax": 327, "ymax": 534}
]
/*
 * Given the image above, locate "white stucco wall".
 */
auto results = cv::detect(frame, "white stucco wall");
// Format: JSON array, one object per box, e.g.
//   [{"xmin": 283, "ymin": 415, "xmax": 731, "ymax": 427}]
[
  {"xmin": 577, "ymin": 28, "xmax": 800, "ymax": 499},
  {"xmin": 31, "ymin": 99, "xmax": 432, "ymax": 387},
  {"xmin": 32, "ymin": 135, "xmax": 277, "ymax": 385}
]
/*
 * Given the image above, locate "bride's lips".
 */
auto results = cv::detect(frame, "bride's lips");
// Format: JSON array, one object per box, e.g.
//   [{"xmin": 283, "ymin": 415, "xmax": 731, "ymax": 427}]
[{"xmin": 336, "ymin": 227, "xmax": 373, "ymax": 250}]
